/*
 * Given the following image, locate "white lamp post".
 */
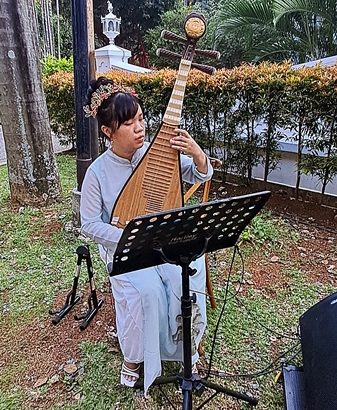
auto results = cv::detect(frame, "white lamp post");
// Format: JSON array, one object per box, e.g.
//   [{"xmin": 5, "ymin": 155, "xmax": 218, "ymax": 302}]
[
  {"xmin": 101, "ymin": 2, "xmax": 121, "ymax": 45},
  {"xmin": 95, "ymin": 1, "xmax": 150, "ymax": 73}
]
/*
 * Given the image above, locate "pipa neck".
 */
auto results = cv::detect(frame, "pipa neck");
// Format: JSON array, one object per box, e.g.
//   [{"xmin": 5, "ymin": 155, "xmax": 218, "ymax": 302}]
[{"xmin": 163, "ymin": 59, "xmax": 192, "ymax": 126}]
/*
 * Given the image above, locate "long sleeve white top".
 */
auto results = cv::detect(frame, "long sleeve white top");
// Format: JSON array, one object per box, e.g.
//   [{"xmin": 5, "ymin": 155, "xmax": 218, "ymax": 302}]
[{"xmin": 80, "ymin": 142, "xmax": 213, "ymax": 267}]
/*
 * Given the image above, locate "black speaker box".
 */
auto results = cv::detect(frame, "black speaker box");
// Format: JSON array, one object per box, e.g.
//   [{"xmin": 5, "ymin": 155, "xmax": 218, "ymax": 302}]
[{"xmin": 300, "ymin": 292, "xmax": 337, "ymax": 410}]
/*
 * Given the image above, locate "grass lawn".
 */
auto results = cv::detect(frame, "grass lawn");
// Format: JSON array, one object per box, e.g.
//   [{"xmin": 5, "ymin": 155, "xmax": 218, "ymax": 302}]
[{"xmin": 0, "ymin": 153, "xmax": 336, "ymax": 409}]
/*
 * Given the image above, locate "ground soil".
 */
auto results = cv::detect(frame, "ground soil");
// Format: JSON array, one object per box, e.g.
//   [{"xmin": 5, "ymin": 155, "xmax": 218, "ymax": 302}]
[
  {"xmin": 0, "ymin": 287, "xmax": 117, "ymax": 409},
  {"xmin": 1, "ymin": 182, "xmax": 336, "ymax": 409},
  {"xmin": 210, "ymin": 179, "xmax": 337, "ymax": 231}
]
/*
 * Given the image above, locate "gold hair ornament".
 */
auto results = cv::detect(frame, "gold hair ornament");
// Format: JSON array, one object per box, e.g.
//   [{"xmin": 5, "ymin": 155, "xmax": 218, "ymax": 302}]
[{"xmin": 83, "ymin": 83, "xmax": 136, "ymax": 118}]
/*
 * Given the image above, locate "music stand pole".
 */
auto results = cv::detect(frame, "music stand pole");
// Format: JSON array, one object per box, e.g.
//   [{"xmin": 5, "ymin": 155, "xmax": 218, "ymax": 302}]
[
  {"xmin": 156, "ymin": 249, "xmax": 208, "ymax": 410},
  {"xmin": 111, "ymin": 191, "xmax": 271, "ymax": 408}
]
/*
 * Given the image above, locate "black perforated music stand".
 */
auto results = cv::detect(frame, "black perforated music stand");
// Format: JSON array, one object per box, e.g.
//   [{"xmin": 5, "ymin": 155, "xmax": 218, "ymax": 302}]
[{"xmin": 111, "ymin": 191, "xmax": 271, "ymax": 409}]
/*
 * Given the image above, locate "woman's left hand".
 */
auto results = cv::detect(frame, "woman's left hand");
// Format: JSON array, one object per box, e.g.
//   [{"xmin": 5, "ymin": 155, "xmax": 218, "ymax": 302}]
[{"xmin": 170, "ymin": 128, "xmax": 208, "ymax": 174}]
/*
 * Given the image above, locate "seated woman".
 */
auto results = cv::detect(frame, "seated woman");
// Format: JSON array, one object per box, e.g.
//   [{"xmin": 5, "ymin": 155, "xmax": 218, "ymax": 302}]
[{"xmin": 80, "ymin": 76, "xmax": 213, "ymax": 395}]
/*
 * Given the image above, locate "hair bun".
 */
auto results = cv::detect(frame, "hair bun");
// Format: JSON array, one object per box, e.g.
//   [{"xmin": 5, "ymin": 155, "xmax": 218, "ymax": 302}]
[{"xmin": 85, "ymin": 77, "xmax": 110, "ymax": 106}]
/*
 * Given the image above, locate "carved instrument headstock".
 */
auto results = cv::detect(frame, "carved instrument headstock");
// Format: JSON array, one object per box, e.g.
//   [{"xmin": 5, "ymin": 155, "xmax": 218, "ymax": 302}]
[{"xmin": 156, "ymin": 12, "xmax": 220, "ymax": 75}]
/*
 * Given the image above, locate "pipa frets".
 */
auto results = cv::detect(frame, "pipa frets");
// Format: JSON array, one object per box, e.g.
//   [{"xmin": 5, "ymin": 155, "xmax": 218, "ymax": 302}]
[{"xmin": 163, "ymin": 60, "xmax": 191, "ymax": 126}]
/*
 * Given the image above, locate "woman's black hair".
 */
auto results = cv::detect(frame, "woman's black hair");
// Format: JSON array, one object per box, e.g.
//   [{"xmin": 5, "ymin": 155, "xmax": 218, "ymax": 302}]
[{"xmin": 85, "ymin": 76, "xmax": 140, "ymax": 132}]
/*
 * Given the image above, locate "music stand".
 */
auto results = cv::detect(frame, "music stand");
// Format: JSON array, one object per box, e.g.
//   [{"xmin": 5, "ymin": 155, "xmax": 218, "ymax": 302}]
[{"xmin": 111, "ymin": 191, "xmax": 271, "ymax": 409}]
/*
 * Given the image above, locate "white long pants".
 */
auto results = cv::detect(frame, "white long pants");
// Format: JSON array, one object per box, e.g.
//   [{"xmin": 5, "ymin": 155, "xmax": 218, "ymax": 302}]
[{"xmin": 109, "ymin": 256, "xmax": 207, "ymax": 395}]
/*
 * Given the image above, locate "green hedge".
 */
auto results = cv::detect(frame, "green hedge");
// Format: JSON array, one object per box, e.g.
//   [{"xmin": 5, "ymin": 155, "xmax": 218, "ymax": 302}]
[
  {"xmin": 41, "ymin": 56, "xmax": 73, "ymax": 76},
  {"xmin": 43, "ymin": 62, "xmax": 337, "ymax": 198}
]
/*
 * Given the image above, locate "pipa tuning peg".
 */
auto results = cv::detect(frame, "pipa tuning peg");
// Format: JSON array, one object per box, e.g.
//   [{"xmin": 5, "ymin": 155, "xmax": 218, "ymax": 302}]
[
  {"xmin": 195, "ymin": 49, "xmax": 221, "ymax": 60},
  {"xmin": 157, "ymin": 48, "xmax": 216, "ymax": 75},
  {"xmin": 191, "ymin": 62, "xmax": 216, "ymax": 75},
  {"xmin": 161, "ymin": 30, "xmax": 186, "ymax": 45},
  {"xmin": 156, "ymin": 48, "xmax": 181, "ymax": 61}
]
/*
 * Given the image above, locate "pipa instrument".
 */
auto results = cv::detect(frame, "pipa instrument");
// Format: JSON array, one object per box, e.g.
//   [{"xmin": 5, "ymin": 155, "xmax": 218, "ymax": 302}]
[{"xmin": 110, "ymin": 12, "xmax": 219, "ymax": 228}]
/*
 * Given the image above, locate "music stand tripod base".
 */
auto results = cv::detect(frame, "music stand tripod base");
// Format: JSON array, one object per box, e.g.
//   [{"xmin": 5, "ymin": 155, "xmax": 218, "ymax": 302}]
[
  {"xmin": 50, "ymin": 245, "xmax": 104, "ymax": 330},
  {"xmin": 111, "ymin": 191, "xmax": 271, "ymax": 409}
]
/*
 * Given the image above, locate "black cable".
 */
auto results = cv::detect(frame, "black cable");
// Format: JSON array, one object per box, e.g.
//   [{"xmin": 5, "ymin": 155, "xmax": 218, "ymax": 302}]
[
  {"xmin": 234, "ymin": 246, "xmax": 300, "ymax": 340},
  {"xmin": 225, "ymin": 245, "xmax": 245, "ymax": 301},
  {"xmin": 158, "ymin": 384, "xmax": 178, "ymax": 410},
  {"xmin": 194, "ymin": 249, "xmax": 299, "ymax": 341},
  {"xmin": 201, "ymin": 243, "xmax": 303, "ymax": 384},
  {"xmin": 198, "ymin": 241, "xmax": 304, "ymax": 389},
  {"xmin": 202, "ymin": 246, "xmax": 245, "ymax": 304},
  {"xmin": 233, "ymin": 293, "xmax": 299, "ymax": 341},
  {"xmin": 205, "ymin": 245, "xmax": 238, "ymax": 379},
  {"xmin": 204, "ymin": 341, "xmax": 301, "ymax": 380},
  {"xmin": 219, "ymin": 245, "xmax": 299, "ymax": 340}
]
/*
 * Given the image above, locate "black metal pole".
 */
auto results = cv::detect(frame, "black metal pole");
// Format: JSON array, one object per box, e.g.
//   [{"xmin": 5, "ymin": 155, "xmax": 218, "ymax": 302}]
[
  {"xmin": 181, "ymin": 262, "xmax": 193, "ymax": 410},
  {"xmin": 71, "ymin": 0, "xmax": 92, "ymax": 191},
  {"xmin": 87, "ymin": 0, "xmax": 99, "ymax": 162}
]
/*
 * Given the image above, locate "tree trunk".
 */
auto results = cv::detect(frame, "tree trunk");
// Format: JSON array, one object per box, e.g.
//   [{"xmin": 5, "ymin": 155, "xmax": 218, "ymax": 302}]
[
  {"xmin": 41, "ymin": 0, "xmax": 55, "ymax": 57},
  {"xmin": 321, "ymin": 108, "xmax": 337, "ymax": 203},
  {"xmin": 0, "ymin": 0, "xmax": 61, "ymax": 206},
  {"xmin": 264, "ymin": 107, "xmax": 274, "ymax": 183},
  {"xmin": 295, "ymin": 119, "xmax": 303, "ymax": 200}
]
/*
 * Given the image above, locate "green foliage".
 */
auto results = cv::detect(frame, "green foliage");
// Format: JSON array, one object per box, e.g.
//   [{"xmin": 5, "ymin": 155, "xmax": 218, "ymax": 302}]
[
  {"xmin": 35, "ymin": 0, "xmax": 71, "ymax": 58},
  {"xmin": 0, "ymin": 390, "xmax": 23, "ymax": 410},
  {"xmin": 50, "ymin": 3, "xmax": 73, "ymax": 58},
  {"xmin": 0, "ymin": 156, "xmax": 84, "ymax": 323},
  {"xmin": 36, "ymin": 0, "xmax": 177, "ymax": 62},
  {"xmin": 43, "ymin": 62, "xmax": 337, "ymax": 196},
  {"xmin": 0, "ymin": 154, "xmax": 335, "ymax": 409},
  {"xmin": 240, "ymin": 211, "xmax": 293, "ymax": 246},
  {"xmin": 300, "ymin": 154, "xmax": 337, "ymax": 195},
  {"xmin": 215, "ymin": 0, "xmax": 337, "ymax": 63},
  {"xmin": 144, "ymin": 2, "xmax": 209, "ymax": 69},
  {"xmin": 298, "ymin": 101, "xmax": 337, "ymax": 197},
  {"xmin": 205, "ymin": 256, "xmax": 324, "ymax": 408},
  {"xmin": 144, "ymin": 1, "xmax": 243, "ymax": 69},
  {"xmin": 41, "ymin": 55, "xmax": 73, "ymax": 76},
  {"xmin": 43, "ymin": 71, "xmax": 75, "ymax": 147},
  {"xmin": 65, "ymin": 342, "xmax": 135, "ymax": 410},
  {"xmin": 111, "ymin": 0, "xmax": 176, "ymax": 67}
]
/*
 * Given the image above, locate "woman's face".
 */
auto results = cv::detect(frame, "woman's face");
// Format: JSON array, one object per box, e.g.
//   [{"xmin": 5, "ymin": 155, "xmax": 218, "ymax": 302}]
[{"xmin": 107, "ymin": 105, "xmax": 145, "ymax": 160}]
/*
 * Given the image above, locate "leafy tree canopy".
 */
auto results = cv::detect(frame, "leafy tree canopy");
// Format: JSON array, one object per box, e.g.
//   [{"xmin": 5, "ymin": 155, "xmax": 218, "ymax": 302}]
[
  {"xmin": 110, "ymin": 0, "xmax": 176, "ymax": 66},
  {"xmin": 36, "ymin": 0, "xmax": 177, "ymax": 66},
  {"xmin": 215, "ymin": 0, "xmax": 337, "ymax": 64},
  {"xmin": 145, "ymin": 0, "xmax": 257, "ymax": 69}
]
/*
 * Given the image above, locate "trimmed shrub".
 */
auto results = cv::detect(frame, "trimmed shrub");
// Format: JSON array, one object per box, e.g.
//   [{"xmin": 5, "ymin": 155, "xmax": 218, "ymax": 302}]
[
  {"xmin": 41, "ymin": 56, "xmax": 73, "ymax": 76},
  {"xmin": 43, "ymin": 71, "xmax": 75, "ymax": 147},
  {"xmin": 43, "ymin": 62, "xmax": 337, "ymax": 198}
]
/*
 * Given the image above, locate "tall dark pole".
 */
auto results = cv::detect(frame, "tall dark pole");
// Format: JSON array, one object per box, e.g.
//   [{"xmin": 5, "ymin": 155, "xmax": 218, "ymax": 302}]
[
  {"xmin": 87, "ymin": 0, "xmax": 99, "ymax": 162},
  {"xmin": 71, "ymin": 0, "xmax": 97, "ymax": 192},
  {"xmin": 71, "ymin": 0, "xmax": 98, "ymax": 228}
]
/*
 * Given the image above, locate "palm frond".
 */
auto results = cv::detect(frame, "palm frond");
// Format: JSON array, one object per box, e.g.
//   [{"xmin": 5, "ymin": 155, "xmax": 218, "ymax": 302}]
[
  {"xmin": 213, "ymin": 0, "xmax": 337, "ymax": 64},
  {"xmin": 273, "ymin": 0, "xmax": 336, "ymax": 26},
  {"xmin": 216, "ymin": 0, "xmax": 274, "ymax": 30}
]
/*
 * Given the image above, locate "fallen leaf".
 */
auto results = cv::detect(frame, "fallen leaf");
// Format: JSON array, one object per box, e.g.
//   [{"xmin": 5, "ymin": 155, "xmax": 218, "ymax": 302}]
[
  {"xmin": 33, "ymin": 376, "xmax": 48, "ymax": 388},
  {"xmin": 49, "ymin": 374, "xmax": 60, "ymax": 384},
  {"xmin": 108, "ymin": 345, "xmax": 120, "ymax": 354},
  {"xmin": 64, "ymin": 364, "xmax": 78, "ymax": 374}
]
